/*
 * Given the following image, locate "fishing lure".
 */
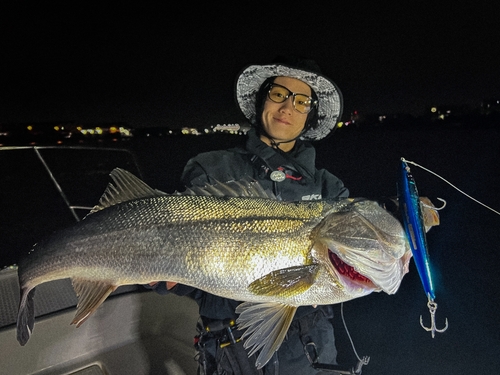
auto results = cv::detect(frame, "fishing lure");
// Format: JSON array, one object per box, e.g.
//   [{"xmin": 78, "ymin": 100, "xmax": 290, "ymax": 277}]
[{"xmin": 398, "ymin": 158, "xmax": 448, "ymax": 337}]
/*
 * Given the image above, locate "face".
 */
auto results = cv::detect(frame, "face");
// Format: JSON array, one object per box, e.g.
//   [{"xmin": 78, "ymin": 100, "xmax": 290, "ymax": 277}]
[{"xmin": 260, "ymin": 76, "xmax": 311, "ymax": 150}]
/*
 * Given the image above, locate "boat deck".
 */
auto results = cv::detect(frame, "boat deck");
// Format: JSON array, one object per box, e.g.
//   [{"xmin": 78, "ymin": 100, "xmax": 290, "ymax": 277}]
[{"xmin": 0, "ymin": 267, "xmax": 199, "ymax": 375}]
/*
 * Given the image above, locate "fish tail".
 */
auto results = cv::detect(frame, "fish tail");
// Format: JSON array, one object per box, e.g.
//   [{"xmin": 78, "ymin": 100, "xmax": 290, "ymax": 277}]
[{"xmin": 17, "ymin": 286, "xmax": 36, "ymax": 346}]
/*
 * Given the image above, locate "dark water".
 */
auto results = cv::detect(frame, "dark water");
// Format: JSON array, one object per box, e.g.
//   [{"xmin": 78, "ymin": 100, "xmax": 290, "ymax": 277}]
[{"xmin": 2, "ymin": 126, "xmax": 499, "ymax": 374}]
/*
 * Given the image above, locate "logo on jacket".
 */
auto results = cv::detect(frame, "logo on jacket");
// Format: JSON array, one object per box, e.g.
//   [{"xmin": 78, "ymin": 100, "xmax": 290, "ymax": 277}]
[
  {"xmin": 270, "ymin": 171, "xmax": 286, "ymax": 182},
  {"xmin": 302, "ymin": 194, "xmax": 322, "ymax": 201}
]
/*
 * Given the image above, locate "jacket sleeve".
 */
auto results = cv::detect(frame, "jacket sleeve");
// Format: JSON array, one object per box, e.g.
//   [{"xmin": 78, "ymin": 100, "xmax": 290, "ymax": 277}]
[
  {"xmin": 320, "ymin": 169, "xmax": 349, "ymax": 199},
  {"xmin": 181, "ymin": 149, "xmax": 250, "ymax": 187},
  {"xmin": 181, "ymin": 157, "xmax": 211, "ymax": 187}
]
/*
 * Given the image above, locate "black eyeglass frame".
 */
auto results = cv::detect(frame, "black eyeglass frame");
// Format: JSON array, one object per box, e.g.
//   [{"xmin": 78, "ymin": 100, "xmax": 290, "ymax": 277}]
[{"xmin": 267, "ymin": 83, "xmax": 319, "ymax": 114}]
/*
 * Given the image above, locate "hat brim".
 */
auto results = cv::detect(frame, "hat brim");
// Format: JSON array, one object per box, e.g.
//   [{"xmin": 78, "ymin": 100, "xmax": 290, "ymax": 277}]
[{"xmin": 236, "ymin": 64, "xmax": 343, "ymax": 141}]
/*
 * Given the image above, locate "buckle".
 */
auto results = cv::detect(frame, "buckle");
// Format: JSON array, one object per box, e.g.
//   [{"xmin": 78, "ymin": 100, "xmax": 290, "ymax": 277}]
[{"xmin": 303, "ymin": 341, "xmax": 369, "ymax": 374}]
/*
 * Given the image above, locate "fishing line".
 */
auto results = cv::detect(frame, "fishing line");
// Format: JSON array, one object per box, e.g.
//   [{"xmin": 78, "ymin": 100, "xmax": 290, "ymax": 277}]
[
  {"xmin": 402, "ymin": 158, "xmax": 500, "ymax": 216},
  {"xmin": 340, "ymin": 302, "xmax": 370, "ymax": 365}
]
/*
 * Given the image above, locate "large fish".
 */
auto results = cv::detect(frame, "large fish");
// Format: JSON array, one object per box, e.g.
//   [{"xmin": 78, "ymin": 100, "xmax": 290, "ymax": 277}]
[{"xmin": 17, "ymin": 168, "xmax": 412, "ymax": 368}]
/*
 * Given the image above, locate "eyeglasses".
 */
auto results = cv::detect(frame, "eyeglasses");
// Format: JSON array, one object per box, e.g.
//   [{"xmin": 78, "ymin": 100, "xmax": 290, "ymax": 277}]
[{"xmin": 267, "ymin": 83, "xmax": 318, "ymax": 114}]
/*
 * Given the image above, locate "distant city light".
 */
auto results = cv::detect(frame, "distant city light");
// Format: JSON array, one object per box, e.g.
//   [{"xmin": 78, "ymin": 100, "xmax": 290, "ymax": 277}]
[
  {"xmin": 213, "ymin": 123, "xmax": 241, "ymax": 133},
  {"xmin": 181, "ymin": 127, "xmax": 201, "ymax": 135},
  {"xmin": 119, "ymin": 127, "xmax": 131, "ymax": 136},
  {"xmin": 1, "ymin": 99, "xmax": 499, "ymax": 148}
]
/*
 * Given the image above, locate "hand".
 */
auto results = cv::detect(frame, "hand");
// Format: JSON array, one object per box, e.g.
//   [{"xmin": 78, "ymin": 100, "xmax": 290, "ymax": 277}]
[
  {"xmin": 149, "ymin": 281, "xmax": 178, "ymax": 290},
  {"xmin": 166, "ymin": 282, "xmax": 178, "ymax": 289},
  {"xmin": 419, "ymin": 197, "xmax": 440, "ymax": 231}
]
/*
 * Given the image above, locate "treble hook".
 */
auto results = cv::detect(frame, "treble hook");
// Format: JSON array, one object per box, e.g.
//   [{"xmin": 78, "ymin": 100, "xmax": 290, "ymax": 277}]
[{"xmin": 420, "ymin": 297, "xmax": 448, "ymax": 338}]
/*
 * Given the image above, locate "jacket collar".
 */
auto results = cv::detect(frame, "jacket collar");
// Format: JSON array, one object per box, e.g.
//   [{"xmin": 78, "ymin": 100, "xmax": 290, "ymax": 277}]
[{"xmin": 245, "ymin": 129, "xmax": 316, "ymax": 178}]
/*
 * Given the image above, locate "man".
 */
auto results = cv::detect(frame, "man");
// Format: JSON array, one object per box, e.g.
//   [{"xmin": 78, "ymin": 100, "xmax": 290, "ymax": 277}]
[{"xmin": 153, "ymin": 56, "xmax": 348, "ymax": 374}]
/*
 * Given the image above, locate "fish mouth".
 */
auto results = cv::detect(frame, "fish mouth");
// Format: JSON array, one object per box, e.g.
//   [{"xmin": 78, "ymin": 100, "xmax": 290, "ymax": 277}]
[{"xmin": 328, "ymin": 249, "xmax": 377, "ymax": 291}]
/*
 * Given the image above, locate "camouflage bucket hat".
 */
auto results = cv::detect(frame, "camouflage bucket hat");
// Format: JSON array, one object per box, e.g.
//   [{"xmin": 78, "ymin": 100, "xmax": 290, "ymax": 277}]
[{"xmin": 236, "ymin": 62, "xmax": 343, "ymax": 141}]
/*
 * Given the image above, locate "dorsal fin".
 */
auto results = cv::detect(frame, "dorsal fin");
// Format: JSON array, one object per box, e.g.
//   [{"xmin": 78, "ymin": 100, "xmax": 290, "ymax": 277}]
[
  {"xmin": 176, "ymin": 176, "xmax": 277, "ymax": 200},
  {"xmin": 89, "ymin": 168, "xmax": 167, "ymax": 214},
  {"xmin": 89, "ymin": 168, "xmax": 277, "ymax": 216}
]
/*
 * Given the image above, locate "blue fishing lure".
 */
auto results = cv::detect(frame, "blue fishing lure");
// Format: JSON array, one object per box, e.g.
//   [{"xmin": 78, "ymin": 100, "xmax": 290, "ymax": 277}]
[{"xmin": 398, "ymin": 158, "xmax": 448, "ymax": 337}]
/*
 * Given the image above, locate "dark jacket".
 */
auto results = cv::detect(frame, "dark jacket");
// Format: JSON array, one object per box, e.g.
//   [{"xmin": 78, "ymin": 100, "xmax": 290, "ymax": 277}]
[{"xmin": 182, "ymin": 129, "xmax": 348, "ymax": 202}]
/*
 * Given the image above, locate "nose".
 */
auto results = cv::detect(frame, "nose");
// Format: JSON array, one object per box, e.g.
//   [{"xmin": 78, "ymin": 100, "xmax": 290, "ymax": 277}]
[{"xmin": 279, "ymin": 96, "xmax": 294, "ymax": 113}]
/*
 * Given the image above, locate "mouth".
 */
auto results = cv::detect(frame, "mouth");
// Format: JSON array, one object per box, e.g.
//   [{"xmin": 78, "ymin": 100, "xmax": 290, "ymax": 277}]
[
  {"xmin": 328, "ymin": 249, "xmax": 375, "ymax": 288},
  {"xmin": 274, "ymin": 117, "xmax": 291, "ymax": 125}
]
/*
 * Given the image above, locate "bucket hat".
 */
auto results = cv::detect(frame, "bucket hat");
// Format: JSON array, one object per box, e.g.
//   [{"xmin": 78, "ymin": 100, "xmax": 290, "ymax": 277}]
[{"xmin": 236, "ymin": 58, "xmax": 343, "ymax": 141}]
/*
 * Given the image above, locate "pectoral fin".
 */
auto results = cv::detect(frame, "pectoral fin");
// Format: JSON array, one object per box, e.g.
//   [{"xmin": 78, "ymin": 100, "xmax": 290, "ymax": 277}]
[
  {"xmin": 236, "ymin": 301, "xmax": 297, "ymax": 369},
  {"xmin": 248, "ymin": 264, "xmax": 319, "ymax": 298},
  {"xmin": 71, "ymin": 279, "xmax": 118, "ymax": 327}
]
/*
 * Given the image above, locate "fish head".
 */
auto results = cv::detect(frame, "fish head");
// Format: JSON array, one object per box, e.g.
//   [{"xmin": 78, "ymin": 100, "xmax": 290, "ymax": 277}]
[{"xmin": 317, "ymin": 199, "xmax": 412, "ymax": 296}]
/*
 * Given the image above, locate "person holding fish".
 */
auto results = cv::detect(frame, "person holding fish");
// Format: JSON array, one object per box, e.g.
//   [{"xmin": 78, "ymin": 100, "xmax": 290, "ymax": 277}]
[
  {"xmin": 14, "ymin": 55, "xmax": 439, "ymax": 374},
  {"xmin": 152, "ymin": 56, "xmax": 349, "ymax": 374}
]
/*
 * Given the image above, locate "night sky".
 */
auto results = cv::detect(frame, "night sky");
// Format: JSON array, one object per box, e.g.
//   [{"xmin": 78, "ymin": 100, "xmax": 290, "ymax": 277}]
[{"xmin": 1, "ymin": 2, "xmax": 499, "ymax": 128}]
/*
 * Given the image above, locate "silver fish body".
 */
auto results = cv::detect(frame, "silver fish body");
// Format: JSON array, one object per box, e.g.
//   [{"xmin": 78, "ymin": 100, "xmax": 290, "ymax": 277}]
[{"xmin": 17, "ymin": 169, "xmax": 411, "ymax": 368}]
